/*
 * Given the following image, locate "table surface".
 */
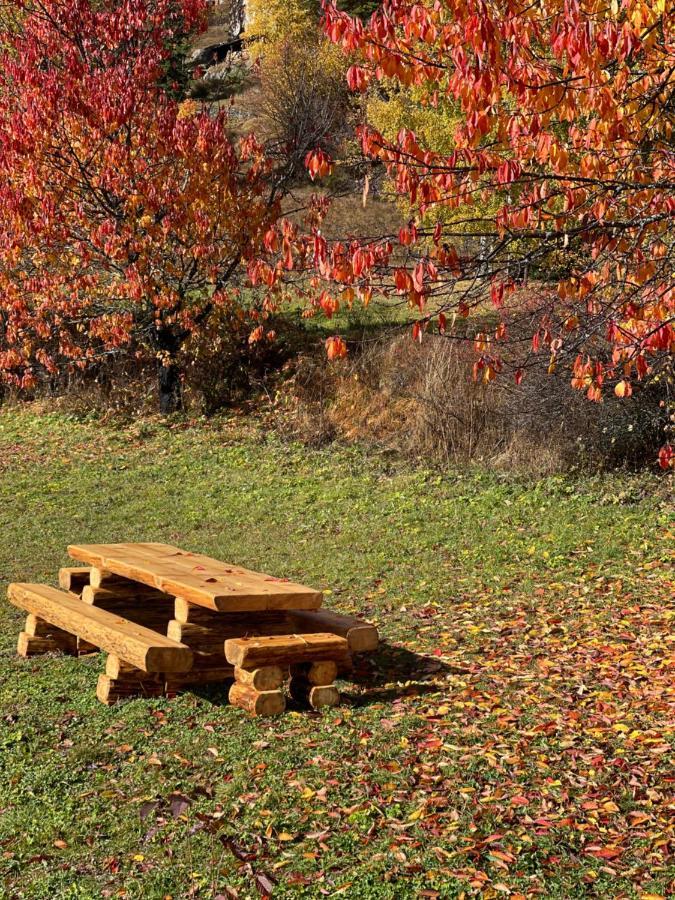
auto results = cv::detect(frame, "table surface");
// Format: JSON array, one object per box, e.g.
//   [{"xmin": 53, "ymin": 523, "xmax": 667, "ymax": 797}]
[{"xmin": 68, "ymin": 542, "xmax": 323, "ymax": 612}]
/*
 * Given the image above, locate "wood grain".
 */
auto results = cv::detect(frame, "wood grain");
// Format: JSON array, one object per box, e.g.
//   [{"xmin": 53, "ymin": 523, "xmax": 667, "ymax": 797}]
[
  {"xmin": 287, "ymin": 609, "xmax": 379, "ymax": 652},
  {"xmin": 224, "ymin": 633, "xmax": 348, "ymax": 668},
  {"xmin": 68, "ymin": 543, "xmax": 323, "ymax": 612},
  {"xmin": 228, "ymin": 683, "xmax": 286, "ymax": 716},
  {"xmin": 8, "ymin": 583, "xmax": 193, "ymax": 673}
]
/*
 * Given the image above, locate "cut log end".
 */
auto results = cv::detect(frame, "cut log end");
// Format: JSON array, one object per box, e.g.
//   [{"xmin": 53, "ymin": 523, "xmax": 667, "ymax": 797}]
[
  {"xmin": 89, "ymin": 568, "xmax": 144, "ymax": 590},
  {"xmin": 58, "ymin": 567, "xmax": 91, "ymax": 594},
  {"xmin": 96, "ymin": 673, "xmax": 165, "ymax": 705},
  {"xmin": 234, "ymin": 665, "xmax": 285, "ymax": 691},
  {"xmin": 289, "ymin": 679, "xmax": 340, "ymax": 710},
  {"xmin": 17, "ymin": 631, "xmax": 57, "ymax": 657},
  {"xmin": 289, "ymin": 660, "xmax": 338, "ymax": 686},
  {"xmin": 289, "ymin": 678, "xmax": 340, "ymax": 709},
  {"xmin": 225, "ymin": 633, "xmax": 349, "ymax": 668}
]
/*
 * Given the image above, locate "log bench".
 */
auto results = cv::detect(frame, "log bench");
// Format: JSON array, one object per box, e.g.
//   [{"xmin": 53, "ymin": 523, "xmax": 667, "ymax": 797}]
[
  {"xmin": 8, "ymin": 583, "xmax": 193, "ymax": 677},
  {"xmin": 225, "ymin": 633, "xmax": 349, "ymax": 715}
]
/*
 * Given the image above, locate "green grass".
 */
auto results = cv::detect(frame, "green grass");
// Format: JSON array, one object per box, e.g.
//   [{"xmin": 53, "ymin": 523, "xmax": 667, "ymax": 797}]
[{"xmin": 0, "ymin": 406, "xmax": 672, "ymax": 899}]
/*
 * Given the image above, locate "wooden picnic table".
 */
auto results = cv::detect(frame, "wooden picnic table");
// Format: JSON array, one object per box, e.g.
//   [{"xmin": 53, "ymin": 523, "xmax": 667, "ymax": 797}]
[
  {"xmin": 9, "ymin": 542, "xmax": 378, "ymax": 714},
  {"xmin": 67, "ymin": 542, "xmax": 323, "ymax": 612}
]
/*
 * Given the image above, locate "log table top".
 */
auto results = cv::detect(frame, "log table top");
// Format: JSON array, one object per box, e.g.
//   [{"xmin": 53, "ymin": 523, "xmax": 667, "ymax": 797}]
[{"xmin": 67, "ymin": 542, "xmax": 323, "ymax": 613}]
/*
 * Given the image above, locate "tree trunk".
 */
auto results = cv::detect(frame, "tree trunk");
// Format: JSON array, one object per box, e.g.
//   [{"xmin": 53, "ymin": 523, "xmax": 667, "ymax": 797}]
[
  {"xmin": 154, "ymin": 323, "xmax": 185, "ymax": 414},
  {"xmin": 158, "ymin": 358, "xmax": 182, "ymax": 414}
]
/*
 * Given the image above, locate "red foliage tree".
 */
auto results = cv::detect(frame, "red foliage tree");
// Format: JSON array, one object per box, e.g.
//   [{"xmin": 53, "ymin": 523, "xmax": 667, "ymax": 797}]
[
  {"xmin": 0, "ymin": 0, "xmax": 282, "ymax": 412},
  {"xmin": 315, "ymin": 0, "xmax": 674, "ymax": 462}
]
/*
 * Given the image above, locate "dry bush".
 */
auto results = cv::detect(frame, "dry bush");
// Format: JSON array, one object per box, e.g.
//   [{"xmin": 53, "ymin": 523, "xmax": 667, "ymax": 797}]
[
  {"xmin": 256, "ymin": 37, "xmax": 349, "ymax": 179},
  {"xmin": 1, "ymin": 353, "xmax": 160, "ymax": 421},
  {"xmin": 274, "ymin": 334, "xmax": 669, "ymax": 473}
]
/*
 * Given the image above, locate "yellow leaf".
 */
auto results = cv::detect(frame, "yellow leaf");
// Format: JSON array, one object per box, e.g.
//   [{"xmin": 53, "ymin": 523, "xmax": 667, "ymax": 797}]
[
  {"xmin": 408, "ymin": 806, "xmax": 425, "ymax": 821},
  {"xmin": 278, "ymin": 832, "xmax": 295, "ymax": 841}
]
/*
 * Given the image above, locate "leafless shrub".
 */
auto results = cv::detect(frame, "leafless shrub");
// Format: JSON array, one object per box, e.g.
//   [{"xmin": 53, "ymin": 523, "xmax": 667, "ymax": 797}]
[{"xmin": 257, "ymin": 37, "xmax": 350, "ymax": 180}]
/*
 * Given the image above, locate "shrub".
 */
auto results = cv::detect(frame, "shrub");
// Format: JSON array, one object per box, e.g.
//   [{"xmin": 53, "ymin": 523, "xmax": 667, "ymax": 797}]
[
  {"xmin": 257, "ymin": 36, "xmax": 349, "ymax": 179},
  {"xmin": 274, "ymin": 333, "xmax": 670, "ymax": 472}
]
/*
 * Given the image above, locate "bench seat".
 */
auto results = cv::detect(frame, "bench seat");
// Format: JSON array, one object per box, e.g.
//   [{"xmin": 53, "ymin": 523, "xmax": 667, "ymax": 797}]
[
  {"xmin": 224, "ymin": 632, "xmax": 349, "ymax": 668},
  {"xmin": 8, "ymin": 583, "xmax": 193, "ymax": 673}
]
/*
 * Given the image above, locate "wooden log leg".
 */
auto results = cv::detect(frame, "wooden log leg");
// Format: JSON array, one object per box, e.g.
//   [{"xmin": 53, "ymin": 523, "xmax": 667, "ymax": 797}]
[
  {"xmin": 97, "ymin": 656, "xmax": 166, "ymax": 704},
  {"xmin": 234, "ymin": 665, "xmax": 286, "ymax": 691},
  {"xmin": 58, "ymin": 567, "xmax": 91, "ymax": 594},
  {"xmin": 23, "ymin": 614, "xmax": 97, "ymax": 658},
  {"xmin": 17, "ymin": 631, "xmax": 58, "ymax": 657},
  {"xmin": 289, "ymin": 676, "xmax": 340, "ymax": 710},
  {"xmin": 228, "ymin": 682, "xmax": 285, "ymax": 716},
  {"xmin": 290, "ymin": 661, "xmax": 337, "ymax": 686},
  {"xmin": 96, "ymin": 673, "xmax": 166, "ymax": 705},
  {"xmin": 24, "ymin": 614, "xmax": 52, "ymax": 638}
]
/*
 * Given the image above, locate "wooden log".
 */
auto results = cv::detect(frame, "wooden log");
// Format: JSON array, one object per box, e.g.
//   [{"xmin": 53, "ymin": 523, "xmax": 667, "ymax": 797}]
[
  {"xmin": 82, "ymin": 585, "xmax": 173, "ymax": 606},
  {"xmin": 17, "ymin": 631, "xmax": 58, "ymax": 657},
  {"xmin": 167, "ymin": 619, "xmax": 246, "ymax": 650},
  {"xmin": 105, "ymin": 654, "xmax": 163, "ymax": 680},
  {"xmin": 289, "ymin": 678, "xmax": 340, "ymax": 709},
  {"xmin": 165, "ymin": 669, "xmax": 234, "ymax": 692},
  {"xmin": 287, "ymin": 609, "xmax": 379, "ymax": 653},
  {"xmin": 24, "ymin": 615, "xmax": 94, "ymax": 655},
  {"xmin": 104, "ymin": 655, "xmax": 164, "ymax": 683},
  {"xmin": 225, "ymin": 633, "xmax": 349, "ymax": 669},
  {"xmin": 96, "ymin": 674, "xmax": 166, "ymax": 705},
  {"xmin": 289, "ymin": 660, "xmax": 338, "ymax": 686},
  {"xmin": 68, "ymin": 543, "xmax": 323, "ymax": 613},
  {"xmin": 173, "ymin": 598, "xmax": 289, "ymax": 628},
  {"xmin": 89, "ymin": 568, "xmax": 143, "ymax": 590},
  {"xmin": 228, "ymin": 682, "xmax": 285, "ymax": 716},
  {"xmin": 82, "ymin": 588, "xmax": 174, "ymax": 635},
  {"xmin": 58, "ymin": 567, "xmax": 91, "ymax": 594},
  {"xmin": 8, "ymin": 583, "xmax": 193, "ymax": 673},
  {"xmin": 234, "ymin": 665, "xmax": 285, "ymax": 691},
  {"xmin": 25, "ymin": 614, "xmax": 52, "ymax": 637},
  {"xmin": 48, "ymin": 630, "xmax": 80, "ymax": 655}
]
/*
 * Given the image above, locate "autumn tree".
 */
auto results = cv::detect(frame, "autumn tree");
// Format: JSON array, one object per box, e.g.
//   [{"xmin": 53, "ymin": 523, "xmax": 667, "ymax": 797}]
[
  {"xmin": 313, "ymin": 0, "xmax": 674, "ymax": 465},
  {"xmin": 0, "ymin": 0, "xmax": 285, "ymax": 412}
]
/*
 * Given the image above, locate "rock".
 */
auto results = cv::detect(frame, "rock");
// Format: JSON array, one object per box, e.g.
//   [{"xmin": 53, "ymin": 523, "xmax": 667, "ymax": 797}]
[{"xmin": 187, "ymin": 39, "xmax": 243, "ymax": 71}]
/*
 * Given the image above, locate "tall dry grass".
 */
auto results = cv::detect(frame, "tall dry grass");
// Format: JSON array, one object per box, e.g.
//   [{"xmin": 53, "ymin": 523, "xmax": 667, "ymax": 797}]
[{"xmin": 273, "ymin": 334, "xmax": 669, "ymax": 473}]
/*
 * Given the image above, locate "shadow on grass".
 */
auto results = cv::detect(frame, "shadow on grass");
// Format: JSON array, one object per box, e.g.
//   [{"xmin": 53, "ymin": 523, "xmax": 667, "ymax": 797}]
[
  {"xmin": 188, "ymin": 641, "xmax": 458, "ymax": 711},
  {"xmin": 341, "ymin": 641, "xmax": 460, "ymax": 707}
]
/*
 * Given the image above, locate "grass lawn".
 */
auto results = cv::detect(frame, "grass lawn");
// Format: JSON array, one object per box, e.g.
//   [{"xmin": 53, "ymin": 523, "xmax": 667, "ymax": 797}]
[{"xmin": 0, "ymin": 406, "xmax": 672, "ymax": 899}]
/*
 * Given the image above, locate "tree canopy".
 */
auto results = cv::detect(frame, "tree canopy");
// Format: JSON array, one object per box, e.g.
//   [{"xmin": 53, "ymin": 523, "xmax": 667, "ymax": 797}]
[
  {"xmin": 0, "ymin": 0, "xmax": 282, "ymax": 411},
  {"xmin": 314, "ymin": 0, "xmax": 673, "ymax": 465}
]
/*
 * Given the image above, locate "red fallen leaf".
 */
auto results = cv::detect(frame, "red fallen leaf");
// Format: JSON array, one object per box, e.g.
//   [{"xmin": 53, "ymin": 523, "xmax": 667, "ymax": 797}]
[
  {"xmin": 479, "ymin": 833, "xmax": 505, "ymax": 845},
  {"xmin": 584, "ymin": 845, "xmax": 623, "ymax": 859},
  {"xmin": 255, "ymin": 873, "xmax": 276, "ymax": 897}
]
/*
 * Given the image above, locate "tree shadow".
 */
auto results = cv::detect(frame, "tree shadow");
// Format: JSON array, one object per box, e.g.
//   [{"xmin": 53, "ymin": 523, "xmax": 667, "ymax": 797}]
[
  {"xmin": 187, "ymin": 641, "xmax": 465, "ymax": 710},
  {"xmin": 339, "ymin": 641, "xmax": 463, "ymax": 706}
]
